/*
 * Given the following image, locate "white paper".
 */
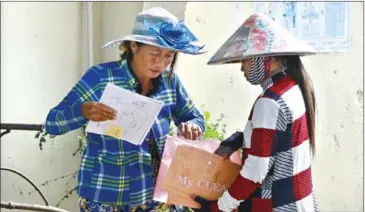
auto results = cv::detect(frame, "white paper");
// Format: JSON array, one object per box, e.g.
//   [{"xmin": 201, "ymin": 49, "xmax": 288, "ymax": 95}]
[
  {"xmin": 85, "ymin": 83, "xmax": 164, "ymax": 145},
  {"xmin": 252, "ymin": 2, "xmax": 351, "ymax": 52}
]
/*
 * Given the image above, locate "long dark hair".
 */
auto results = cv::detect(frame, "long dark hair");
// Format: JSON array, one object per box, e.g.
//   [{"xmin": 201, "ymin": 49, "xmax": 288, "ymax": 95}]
[
  {"xmin": 119, "ymin": 41, "xmax": 178, "ymax": 79},
  {"xmin": 283, "ymin": 55, "xmax": 317, "ymax": 154}
]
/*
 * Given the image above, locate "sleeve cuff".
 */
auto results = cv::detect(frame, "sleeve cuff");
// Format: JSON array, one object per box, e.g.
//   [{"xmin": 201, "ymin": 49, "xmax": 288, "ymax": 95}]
[
  {"xmin": 188, "ymin": 119, "xmax": 205, "ymax": 133},
  {"xmin": 221, "ymin": 132, "xmax": 243, "ymax": 149},
  {"xmin": 211, "ymin": 201, "xmax": 220, "ymax": 212},
  {"xmin": 71, "ymin": 102, "xmax": 87, "ymax": 123}
]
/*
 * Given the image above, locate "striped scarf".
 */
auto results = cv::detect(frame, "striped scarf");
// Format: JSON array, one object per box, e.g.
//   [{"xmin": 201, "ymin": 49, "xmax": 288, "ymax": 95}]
[
  {"xmin": 247, "ymin": 57, "xmax": 267, "ymax": 85},
  {"xmin": 247, "ymin": 57, "xmax": 287, "ymax": 85}
]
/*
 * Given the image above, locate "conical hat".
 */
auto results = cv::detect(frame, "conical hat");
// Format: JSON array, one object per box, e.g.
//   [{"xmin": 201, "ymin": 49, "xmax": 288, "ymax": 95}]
[{"xmin": 207, "ymin": 13, "xmax": 317, "ymax": 65}]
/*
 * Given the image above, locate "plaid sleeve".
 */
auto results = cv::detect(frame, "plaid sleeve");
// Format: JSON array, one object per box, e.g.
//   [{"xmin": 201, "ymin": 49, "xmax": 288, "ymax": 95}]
[
  {"xmin": 170, "ymin": 72, "xmax": 205, "ymax": 133},
  {"xmin": 217, "ymin": 97, "xmax": 282, "ymax": 211},
  {"xmin": 44, "ymin": 67, "xmax": 100, "ymax": 135}
]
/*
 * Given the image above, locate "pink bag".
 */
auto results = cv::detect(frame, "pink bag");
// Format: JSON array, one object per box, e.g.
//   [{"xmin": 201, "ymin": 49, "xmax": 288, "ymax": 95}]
[{"xmin": 153, "ymin": 135, "xmax": 242, "ymax": 207}]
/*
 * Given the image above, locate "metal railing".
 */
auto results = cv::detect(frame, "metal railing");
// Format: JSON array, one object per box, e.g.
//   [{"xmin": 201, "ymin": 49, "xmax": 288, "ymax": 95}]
[{"xmin": 1, "ymin": 123, "xmax": 69, "ymax": 212}]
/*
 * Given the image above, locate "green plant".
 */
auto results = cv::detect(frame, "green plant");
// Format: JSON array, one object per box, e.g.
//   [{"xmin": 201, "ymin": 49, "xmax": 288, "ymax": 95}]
[
  {"xmin": 201, "ymin": 107, "xmax": 227, "ymax": 141},
  {"xmin": 169, "ymin": 105, "xmax": 227, "ymax": 142}
]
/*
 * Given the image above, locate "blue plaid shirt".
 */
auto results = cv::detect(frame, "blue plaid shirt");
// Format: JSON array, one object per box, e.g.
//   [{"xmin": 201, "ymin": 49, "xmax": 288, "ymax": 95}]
[{"xmin": 44, "ymin": 59, "xmax": 205, "ymax": 206}]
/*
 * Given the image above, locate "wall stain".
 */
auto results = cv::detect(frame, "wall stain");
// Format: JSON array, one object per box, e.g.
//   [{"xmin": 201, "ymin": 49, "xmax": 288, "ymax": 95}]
[
  {"xmin": 345, "ymin": 104, "xmax": 350, "ymax": 113},
  {"xmin": 356, "ymin": 90, "xmax": 363, "ymax": 106},
  {"xmin": 196, "ymin": 17, "xmax": 206, "ymax": 24},
  {"xmin": 18, "ymin": 186, "xmax": 23, "ymax": 196},
  {"xmin": 331, "ymin": 135, "xmax": 340, "ymax": 152}
]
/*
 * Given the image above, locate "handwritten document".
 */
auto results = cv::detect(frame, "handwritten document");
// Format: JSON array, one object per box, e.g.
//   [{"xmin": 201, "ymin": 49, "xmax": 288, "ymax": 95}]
[{"xmin": 85, "ymin": 83, "xmax": 164, "ymax": 145}]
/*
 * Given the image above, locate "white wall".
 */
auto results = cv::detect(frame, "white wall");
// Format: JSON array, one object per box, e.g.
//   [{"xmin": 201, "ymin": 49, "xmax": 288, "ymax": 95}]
[
  {"xmin": 179, "ymin": 2, "xmax": 363, "ymax": 211},
  {"xmin": 99, "ymin": 2, "xmax": 143, "ymax": 63},
  {"xmin": 1, "ymin": 2, "xmax": 84, "ymax": 211},
  {"xmin": 1, "ymin": 2, "xmax": 363, "ymax": 212}
]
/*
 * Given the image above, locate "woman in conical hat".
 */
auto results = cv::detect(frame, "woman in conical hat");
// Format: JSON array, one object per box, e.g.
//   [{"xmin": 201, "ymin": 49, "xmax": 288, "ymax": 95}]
[
  {"xmin": 44, "ymin": 7, "xmax": 206, "ymax": 212},
  {"xmin": 193, "ymin": 13, "xmax": 319, "ymax": 212}
]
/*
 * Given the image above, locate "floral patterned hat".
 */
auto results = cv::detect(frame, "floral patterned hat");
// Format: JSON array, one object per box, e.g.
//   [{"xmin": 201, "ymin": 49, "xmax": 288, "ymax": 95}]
[
  {"xmin": 102, "ymin": 7, "xmax": 207, "ymax": 55},
  {"xmin": 207, "ymin": 13, "xmax": 317, "ymax": 65}
]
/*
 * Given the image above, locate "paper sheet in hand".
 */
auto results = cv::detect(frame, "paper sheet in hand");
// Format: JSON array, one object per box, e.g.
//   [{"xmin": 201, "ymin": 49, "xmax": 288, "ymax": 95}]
[{"xmin": 85, "ymin": 83, "xmax": 164, "ymax": 145}]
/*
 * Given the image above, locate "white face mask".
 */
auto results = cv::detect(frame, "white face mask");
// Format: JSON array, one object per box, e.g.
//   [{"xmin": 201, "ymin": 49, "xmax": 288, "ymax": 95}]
[{"xmin": 246, "ymin": 57, "xmax": 266, "ymax": 85}]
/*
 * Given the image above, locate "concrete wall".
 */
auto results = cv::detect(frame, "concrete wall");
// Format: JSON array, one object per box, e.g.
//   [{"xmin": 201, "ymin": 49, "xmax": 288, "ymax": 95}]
[
  {"xmin": 1, "ymin": 2, "xmax": 85, "ymax": 211},
  {"xmin": 99, "ymin": 2, "xmax": 143, "ymax": 63},
  {"xmin": 1, "ymin": 1, "xmax": 363, "ymax": 212},
  {"xmin": 179, "ymin": 2, "xmax": 363, "ymax": 211}
]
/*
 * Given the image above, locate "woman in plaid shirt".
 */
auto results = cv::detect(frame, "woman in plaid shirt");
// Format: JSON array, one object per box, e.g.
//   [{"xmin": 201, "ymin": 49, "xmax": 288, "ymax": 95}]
[
  {"xmin": 44, "ymin": 7, "xmax": 206, "ymax": 212},
  {"xmin": 193, "ymin": 13, "xmax": 319, "ymax": 212}
]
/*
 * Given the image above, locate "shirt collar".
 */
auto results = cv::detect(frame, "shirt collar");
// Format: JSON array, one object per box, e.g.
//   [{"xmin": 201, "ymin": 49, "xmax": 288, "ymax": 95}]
[{"xmin": 261, "ymin": 65, "xmax": 288, "ymax": 91}]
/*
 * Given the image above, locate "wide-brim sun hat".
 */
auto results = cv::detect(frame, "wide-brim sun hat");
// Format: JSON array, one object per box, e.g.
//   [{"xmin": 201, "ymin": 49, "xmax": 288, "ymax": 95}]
[
  {"xmin": 208, "ymin": 13, "xmax": 317, "ymax": 65},
  {"xmin": 102, "ymin": 7, "xmax": 207, "ymax": 55}
]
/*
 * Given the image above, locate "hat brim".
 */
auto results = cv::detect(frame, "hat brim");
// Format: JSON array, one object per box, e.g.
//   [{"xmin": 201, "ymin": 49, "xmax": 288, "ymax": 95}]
[
  {"xmin": 207, "ymin": 51, "xmax": 317, "ymax": 65},
  {"xmin": 102, "ymin": 34, "xmax": 207, "ymax": 55}
]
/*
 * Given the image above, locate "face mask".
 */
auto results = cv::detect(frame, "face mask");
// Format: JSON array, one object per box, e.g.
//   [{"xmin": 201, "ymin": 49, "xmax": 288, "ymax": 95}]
[{"xmin": 246, "ymin": 57, "xmax": 266, "ymax": 85}]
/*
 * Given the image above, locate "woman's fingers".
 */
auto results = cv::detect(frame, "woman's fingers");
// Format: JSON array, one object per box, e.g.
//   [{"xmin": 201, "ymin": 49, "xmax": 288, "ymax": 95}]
[
  {"xmin": 88, "ymin": 108, "xmax": 116, "ymax": 122},
  {"xmin": 191, "ymin": 125, "xmax": 202, "ymax": 140},
  {"xmin": 179, "ymin": 122, "xmax": 202, "ymax": 140},
  {"xmin": 95, "ymin": 103, "xmax": 117, "ymax": 119},
  {"xmin": 89, "ymin": 114, "xmax": 105, "ymax": 122},
  {"xmin": 178, "ymin": 122, "xmax": 185, "ymax": 135},
  {"xmin": 97, "ymin": 108, "xmax": 117, "ymax": 120},
  {"xmin": 82, "ymin": 102, "xmax": 116, "ymax": 121}
]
